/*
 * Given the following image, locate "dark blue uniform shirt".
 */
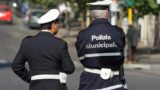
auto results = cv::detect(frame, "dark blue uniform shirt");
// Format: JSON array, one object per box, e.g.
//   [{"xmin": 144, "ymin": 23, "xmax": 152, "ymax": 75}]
[
  {"xmin": 12, "ymin": 32, "xmax": 75, "ymax": 83},
  {"xmin": 76, "ymin": 18, "xmax": 125, "ymax": 70}
]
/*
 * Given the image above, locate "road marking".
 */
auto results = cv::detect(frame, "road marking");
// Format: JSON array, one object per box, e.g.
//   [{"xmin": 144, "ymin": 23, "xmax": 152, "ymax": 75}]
[
  {"xmin": 0, "ymin": 59, "xmax": 8, "ymax": 64},
  {"xmin": 124, "ymin": 64, "xmax": 151, "ymax": 70}
]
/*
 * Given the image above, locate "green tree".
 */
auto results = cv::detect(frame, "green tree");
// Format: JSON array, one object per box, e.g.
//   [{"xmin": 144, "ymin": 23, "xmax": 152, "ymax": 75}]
[
  {"xmin": 66, "ymin": 0, "xmax": 98, "ymax": 16},
  {"xmin": 121, "ymin": 0, "xmax": 160, "ymax": 16},
  {"xmin": 65, "ymin": 0, "xmax": 98, "ymax": 27},
  {"xmin": 27, "ymin": 0, "xmax": 64, "ymax": 8},
  {"xmin": 131, "ymin": 0, "xmax": 159, "ymax": 16}
]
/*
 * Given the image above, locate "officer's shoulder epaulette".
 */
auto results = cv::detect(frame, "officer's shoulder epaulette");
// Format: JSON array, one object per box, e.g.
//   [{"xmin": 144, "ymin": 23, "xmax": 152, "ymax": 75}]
[
  {"xmin": 21, "ymin": 36, "xmax": 32, "ymax": 43},
  {"xmin": 22, "ymin": 36, "xmax": 32, "ymax": 41},
  {"xmin": 114, "ymin": 25, "xmax": 123, "ymax": 31},
  {"xmin": 78, "ymin": 28, "xmax": 87, "ymax": 35},
  {"xmin": 114, "ymin": 25, "xmax": 125, "ymax": 36},
  {"xmin": 25, "ymin": 36, "xmax": 32, "ymax": 38},
  {"xmin": 23, "ymin": 36, "xmax": 32, "ymax": 39}
]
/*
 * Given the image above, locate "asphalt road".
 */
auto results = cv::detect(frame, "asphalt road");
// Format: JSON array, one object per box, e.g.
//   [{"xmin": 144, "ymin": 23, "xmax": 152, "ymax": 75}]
[{"xmin": 0, "ymin": 16, "xmax": 160, "ymax": 90}]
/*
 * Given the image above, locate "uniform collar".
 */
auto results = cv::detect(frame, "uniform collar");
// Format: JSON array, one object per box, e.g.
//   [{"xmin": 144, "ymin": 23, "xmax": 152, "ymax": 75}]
[
  {"xmin": 41, "ymin": 29, "xmax": 53, "ymax": 35},
  {"xmin": 90, "ymin": 18, "xmax": 110, "ymax": 26}
]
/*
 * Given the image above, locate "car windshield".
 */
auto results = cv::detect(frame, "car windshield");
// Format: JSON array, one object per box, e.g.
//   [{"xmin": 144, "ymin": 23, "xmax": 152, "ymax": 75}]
[{"xmin": 32, "ymin": 11, "xmax": 45, "ymax": 18}]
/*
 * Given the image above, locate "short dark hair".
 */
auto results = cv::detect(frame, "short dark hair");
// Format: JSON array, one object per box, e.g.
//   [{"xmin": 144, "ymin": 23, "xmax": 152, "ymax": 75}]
[{"xmin": 40, "ymin": 19, "xmax": 59, "ymax": 30}]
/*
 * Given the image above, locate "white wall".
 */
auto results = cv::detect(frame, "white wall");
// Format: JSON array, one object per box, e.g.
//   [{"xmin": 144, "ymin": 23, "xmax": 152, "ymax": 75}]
[{"xmin": 140, "ymin": 14, "xmax": 155, "ymax": 48}]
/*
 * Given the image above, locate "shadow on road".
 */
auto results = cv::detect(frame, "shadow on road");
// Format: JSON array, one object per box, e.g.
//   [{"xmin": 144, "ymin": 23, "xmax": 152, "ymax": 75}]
[{"xmin": 0, "ymin": 62, "xmax": 11, "ymax": 69}]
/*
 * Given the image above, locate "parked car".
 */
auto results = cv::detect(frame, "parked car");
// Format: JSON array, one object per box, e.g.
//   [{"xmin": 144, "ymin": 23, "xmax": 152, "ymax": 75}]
[
  {"xmin": 27, "ymin": 9, "xmax": 46, "ymax": 29},
  {"xmin": 0, "ymin": 4, "xmax": 13, "ymax": 24}
]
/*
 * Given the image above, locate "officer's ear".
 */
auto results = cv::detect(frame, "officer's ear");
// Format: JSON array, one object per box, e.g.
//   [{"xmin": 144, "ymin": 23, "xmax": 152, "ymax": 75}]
[
  {"xmin": 51, "ymin": 22, "xmax": 56, "ymax": 29},
  {"xmin": 105, "ymin": 10, "xmax": 109, "ymax": 18}
]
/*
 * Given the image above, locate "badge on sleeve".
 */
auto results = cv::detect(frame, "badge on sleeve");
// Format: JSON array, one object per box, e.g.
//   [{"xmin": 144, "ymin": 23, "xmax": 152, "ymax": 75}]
[{"xmin": 100, "ymin": 68, "xmax": 112, "ymax": 80}]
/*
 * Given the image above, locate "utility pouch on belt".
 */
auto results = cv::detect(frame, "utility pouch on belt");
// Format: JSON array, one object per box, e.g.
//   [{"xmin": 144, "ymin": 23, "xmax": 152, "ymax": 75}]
[
  {"xmin": 59, "ymin": 72, "xmax": 67, "ymax": 83},
  {"xmin": 100, "ymin": 68, "xmax": 113, "ymax": 80}
]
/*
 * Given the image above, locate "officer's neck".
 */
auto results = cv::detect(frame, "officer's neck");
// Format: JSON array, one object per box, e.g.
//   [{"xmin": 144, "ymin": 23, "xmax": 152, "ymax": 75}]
[{"xmin": 41, "ymin": 30, "xmax": 54, "ymax": 35}]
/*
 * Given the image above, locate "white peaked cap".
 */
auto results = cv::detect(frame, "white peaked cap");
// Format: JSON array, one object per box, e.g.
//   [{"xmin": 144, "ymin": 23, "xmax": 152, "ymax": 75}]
[
  {"xmin": 37, "ymin": 9, "xmax": 60, "ymax": 24},
  {"xmin": 87, "ymin": 0, "xmax": 112, "ymax": 6}
]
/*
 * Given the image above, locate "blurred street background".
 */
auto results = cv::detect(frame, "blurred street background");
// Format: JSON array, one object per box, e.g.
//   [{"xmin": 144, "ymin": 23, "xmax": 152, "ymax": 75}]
[{"xmin": 0, "ymin": 0, "xmax": 160, "ymax": 90}]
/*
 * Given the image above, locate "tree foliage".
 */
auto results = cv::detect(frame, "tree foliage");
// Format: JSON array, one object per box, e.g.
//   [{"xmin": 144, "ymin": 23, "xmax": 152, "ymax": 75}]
[
  {"xmin": 130, "ymin": 0, "xmax": 160, "ymax": 16},
  {"xmin": 27, "ymin": 0, "xmax": 63, "ymax": 8},
  {"xmin": 66, "ymin": 0, "xmax": 98, "ymax": 17}
]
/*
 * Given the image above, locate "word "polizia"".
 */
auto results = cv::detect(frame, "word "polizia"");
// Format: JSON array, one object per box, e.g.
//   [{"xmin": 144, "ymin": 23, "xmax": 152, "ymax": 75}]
[{"xmin": 92, "ymin": 35, "xmax": 111, "ymax": 41}]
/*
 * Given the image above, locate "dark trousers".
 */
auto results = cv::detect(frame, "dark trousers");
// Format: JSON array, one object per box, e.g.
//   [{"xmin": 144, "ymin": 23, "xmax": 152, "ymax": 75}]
[
  {"xmin": 29, "ymin": 79, "xmax": 67, "ymax": 90},
  {"xmin": 127, "ymin": 46, "xmax": 137, "ymax": 63},
  {"xmin": 79, "ymin": 71, "xmax": 127, "ymax": 90},
  {"xmin": 130, "ymin": 46, "xmax": 137, "ymax": 62}
]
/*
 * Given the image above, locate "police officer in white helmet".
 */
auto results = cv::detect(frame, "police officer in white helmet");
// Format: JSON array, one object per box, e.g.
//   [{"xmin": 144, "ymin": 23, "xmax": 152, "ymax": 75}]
[
  {"xmin": 75, "ymin": 0, "xmax": 128, "ymax": 90},
  {"xmin": 12, "ymin": 9, "xmax": 75, "ymax": 90}
]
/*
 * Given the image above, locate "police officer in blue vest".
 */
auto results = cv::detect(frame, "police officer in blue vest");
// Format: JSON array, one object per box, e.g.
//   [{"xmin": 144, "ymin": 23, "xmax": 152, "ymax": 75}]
[
  {"xmin": 75, "ymin": 0, "xmax": 128, "ymax": 90},
  {"xmin": 12, "ymin": 9, "xmax": 75, "ymax": 90}
]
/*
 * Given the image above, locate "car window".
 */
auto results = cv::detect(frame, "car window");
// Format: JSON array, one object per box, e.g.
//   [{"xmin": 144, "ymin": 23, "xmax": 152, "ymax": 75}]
[
  {"xmin": 0, "ymin": 7, "xmax": 9, "ymax": 12},
  {"xmin": 32, "ymin": 11, "xmax": 45, "ymax": 17}
]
